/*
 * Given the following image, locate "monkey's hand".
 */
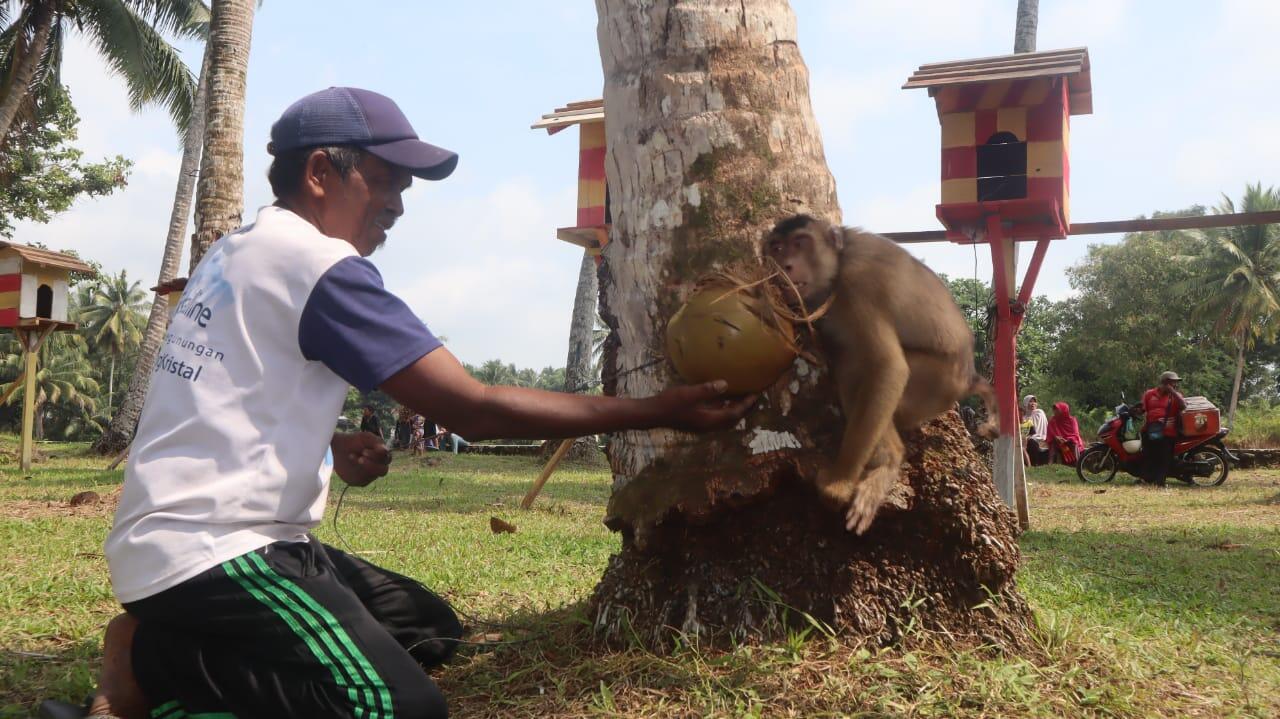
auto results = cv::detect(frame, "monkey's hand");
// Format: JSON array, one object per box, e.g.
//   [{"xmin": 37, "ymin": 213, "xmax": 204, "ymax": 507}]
[
  {"xmin": 844, "ymin": 465, "xmax": 898, "ymax": 535},
  {"xmin": 653, "ymin": 380, "xmax": 759, "ymax": 433}
]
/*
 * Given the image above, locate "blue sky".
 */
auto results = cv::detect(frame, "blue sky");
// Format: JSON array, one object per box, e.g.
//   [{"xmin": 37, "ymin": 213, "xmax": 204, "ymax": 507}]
[{"xmin": 12, "ymin": 0, "xmax": 1280, "ymax": 368}]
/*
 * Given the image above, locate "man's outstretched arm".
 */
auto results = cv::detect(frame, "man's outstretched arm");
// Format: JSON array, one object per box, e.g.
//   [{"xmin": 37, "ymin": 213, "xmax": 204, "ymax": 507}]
[{"xmin": 380, "ymin": 346, "xmax": 756, "ymax": 441}]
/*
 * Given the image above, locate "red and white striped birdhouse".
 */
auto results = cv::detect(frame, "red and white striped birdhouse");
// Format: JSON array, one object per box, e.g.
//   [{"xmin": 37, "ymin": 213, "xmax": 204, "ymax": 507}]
[
  {"xmin": 531, "ymin": 99, "xmax": 610, "ymax": 260},
  {"xmin": 904, "ymin": 47, "xmax": 1093, "ymax": 240},
  {"xmin": 0, "ymin": 242, "xmax": 95, "ymax": 328}
]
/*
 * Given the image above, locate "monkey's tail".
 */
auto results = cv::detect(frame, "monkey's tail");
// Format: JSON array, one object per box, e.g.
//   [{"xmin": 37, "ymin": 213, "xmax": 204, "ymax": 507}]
[{"xmin": 970, "ymin": 378, "xmax": 999, "ymax": 439}]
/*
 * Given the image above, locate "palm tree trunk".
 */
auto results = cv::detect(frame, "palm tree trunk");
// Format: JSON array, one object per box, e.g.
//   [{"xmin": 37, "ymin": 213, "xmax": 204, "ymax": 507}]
[
  {"xmin": 561, "ymin": 251, "xmax": 602, "ymax": 460},
  {"xmin": 190, "ymin": 0, "xmax": 256, "ymax": 271},
  {"xmin": 107, "ymin": 354, "xmax": 115, "ymax": 412},
  {"xmin": 1014, "ymin": 0, "xmax": 1038, "ymax": 53},
  {"xmin": 589, "ymin": 0, "xmax": 1030, "ymax": 648},
  {"xmin": 0, "ymin": 2, "xmax": 56, "ymax": 144},
  {"xmin": 94, "ymin": 41, "xmax": 212, "ymax": 455},
  {"xmin": 565, "ymin": 252, "xmax": 599, "ymax": 394},
  {"xmin": 1228, "ymin": 339, "xmax": 1245, "ymax": 428}
]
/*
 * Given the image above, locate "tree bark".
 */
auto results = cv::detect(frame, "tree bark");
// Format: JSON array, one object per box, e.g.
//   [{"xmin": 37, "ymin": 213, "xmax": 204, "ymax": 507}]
[
  {"xmin": 590, "ymin": 0, "xmax": 1032, "ymax": 648},
  {"xmin": 1228, "ymin": 339, "xmax": 1245, "ymax": 428},
  {"xmin": 190, "ymin": 0, "xmax": 255, "ymax": 271},
  {"xmin": 1014, "ymin": 0, "xmax": 1038, "ymax": 53},
  {"xmin": 95, "ymin": 41, "xmax": 211, "ymax": 455},
  {"xmin": 0, "ymin": 2, "xmax": 56, "ymax": 145}
]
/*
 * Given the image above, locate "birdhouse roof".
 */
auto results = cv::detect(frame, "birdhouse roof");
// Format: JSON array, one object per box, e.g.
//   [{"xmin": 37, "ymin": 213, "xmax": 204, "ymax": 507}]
[
  {"xmin": 151, "ymin": 277, "xmax": 188, "ymax": 295},
  {"xmin": 903, "ymin": 47, "xmax": 1092, "ymax": 115},
  {"xmin": 531, "ymin": 98, "xmax": 605, "ymax": 135},
  {"xmin": 0, "ymin": 242, "xmax": 96, "ymax": 275}
]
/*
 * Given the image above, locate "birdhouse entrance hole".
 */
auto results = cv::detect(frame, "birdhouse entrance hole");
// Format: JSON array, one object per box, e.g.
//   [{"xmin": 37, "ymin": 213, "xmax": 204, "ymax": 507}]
[
  {"xmin": 36, "ymin": 284, "xmax": 53, "ymax": 319},
  {"xmin": 976, "ymin": 131, "xmax": 1027, "ymax": 201}
]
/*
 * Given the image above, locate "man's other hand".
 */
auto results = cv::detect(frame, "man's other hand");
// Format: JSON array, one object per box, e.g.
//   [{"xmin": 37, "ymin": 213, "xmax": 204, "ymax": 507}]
[
  {"xmin": 332, "ymin": 431, "xmax": 392, "ymax": 487},
  {"xmin": 654, "ymin": 380, "xmax": 758, "ymax": 433}
]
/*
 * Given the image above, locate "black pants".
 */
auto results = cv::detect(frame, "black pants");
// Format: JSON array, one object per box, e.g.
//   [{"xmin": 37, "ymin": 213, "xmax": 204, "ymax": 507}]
[
  {"xmin": 124, "ymin": 539, "xmax": 462, "ymax": 718},
  {"xmin": 1143, "ymin": 435, "xmax": 1175, "ymax": 486}
]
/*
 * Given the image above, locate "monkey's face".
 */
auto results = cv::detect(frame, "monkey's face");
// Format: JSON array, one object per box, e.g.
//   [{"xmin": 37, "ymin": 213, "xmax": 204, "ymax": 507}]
[{"xmin": 763, "ymin": 226, "xmax": 837, "ymax": 305}]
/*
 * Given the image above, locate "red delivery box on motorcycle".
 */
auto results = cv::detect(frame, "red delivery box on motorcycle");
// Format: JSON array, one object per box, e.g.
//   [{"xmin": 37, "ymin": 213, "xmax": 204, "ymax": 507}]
[{"xmin": 1180, "ymin": 396, "xmax": 1220, "ymax": 437}]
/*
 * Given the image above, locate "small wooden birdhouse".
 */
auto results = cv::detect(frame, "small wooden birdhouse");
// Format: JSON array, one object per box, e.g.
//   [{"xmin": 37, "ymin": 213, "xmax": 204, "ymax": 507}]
[
  {"xmin": 904, "ymin": 47, "xmax": 1093, "ymax": 240},
  {"xmin": 531, "ymin": 99, "xmax": 611, "ymax": 259},
  {"xmin": 0, "ymin": 242, "xmax": 95, "ymax": 328}
]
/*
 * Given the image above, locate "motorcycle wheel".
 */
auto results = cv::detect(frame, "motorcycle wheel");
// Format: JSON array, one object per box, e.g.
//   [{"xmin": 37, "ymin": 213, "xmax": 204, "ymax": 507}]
[
  {"xmin": 1182, "ymin": 446, "xmax": 1229, "ymax": 487},
  {"xmin": 1076, "ymin": 446, "xmax": 1117, "ymax": 484}
]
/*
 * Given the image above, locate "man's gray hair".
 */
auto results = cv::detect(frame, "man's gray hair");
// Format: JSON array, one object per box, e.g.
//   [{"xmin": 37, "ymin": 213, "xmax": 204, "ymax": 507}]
[{"xmin": 267, "ymin": 145, "xmax": 364, "ymax": 198}]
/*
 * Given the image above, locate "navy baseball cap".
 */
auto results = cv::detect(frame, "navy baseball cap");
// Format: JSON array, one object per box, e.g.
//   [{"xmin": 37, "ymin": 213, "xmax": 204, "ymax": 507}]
[{"xmin": 269, "ymin": 87, "xmax": 458, "ymax": 180}]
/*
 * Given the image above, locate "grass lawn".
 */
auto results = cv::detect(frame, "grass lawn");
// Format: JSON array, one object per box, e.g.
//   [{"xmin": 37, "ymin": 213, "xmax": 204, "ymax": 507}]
[{"xmin": 1, "ymin": 439, "xmax": 1276, "ymax": 718}]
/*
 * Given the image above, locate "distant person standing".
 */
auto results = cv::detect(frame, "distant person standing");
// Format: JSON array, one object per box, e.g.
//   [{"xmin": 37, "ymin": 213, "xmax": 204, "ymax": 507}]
[
  {"xmin": 410, "ymin": 414, "xmax": 427, "ymax": 455},
  {"xmin": 359, "ymin": 405, "xmax": 383, "ymax": 440},
  {"xmin": 1141, "ymin": 371, "xmax": 1187, "ymax": 487},
  {"xmin": 394, "ymin": 405, "xmax": 413, "ymax": 449}
]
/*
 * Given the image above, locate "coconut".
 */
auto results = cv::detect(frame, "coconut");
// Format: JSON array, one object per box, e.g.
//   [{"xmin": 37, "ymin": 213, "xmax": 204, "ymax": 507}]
[{"xmin": 665, "ymin": 262, "xmax": 819, "ymax": 395}]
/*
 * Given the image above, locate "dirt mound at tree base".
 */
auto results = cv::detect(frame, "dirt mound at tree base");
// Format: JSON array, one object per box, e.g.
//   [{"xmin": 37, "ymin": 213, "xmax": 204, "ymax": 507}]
[{"xmin": 589, "ymin": 412, "xmax": 1033, "ymax": 650}]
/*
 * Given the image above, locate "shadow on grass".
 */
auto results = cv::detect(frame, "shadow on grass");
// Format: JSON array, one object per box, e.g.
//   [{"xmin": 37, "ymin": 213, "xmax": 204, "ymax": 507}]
[
  {"xmin": 0, "ymin": 638, "xmax": 100, "ymax": 719},
  {"xmin": 1021, "ymin": 527, "xmax": 1280, "ymax": 631}
]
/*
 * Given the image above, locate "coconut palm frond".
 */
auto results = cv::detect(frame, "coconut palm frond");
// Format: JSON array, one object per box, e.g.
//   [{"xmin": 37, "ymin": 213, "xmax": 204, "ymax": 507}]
[{"xmin": 77, "ymin": 0, "xmax": 198, "ymax": 134}]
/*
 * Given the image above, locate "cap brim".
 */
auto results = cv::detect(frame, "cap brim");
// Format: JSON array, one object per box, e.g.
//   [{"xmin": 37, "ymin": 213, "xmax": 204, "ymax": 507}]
[{"xmin": 365, "ymin": 138, "xmax": 458, "ymax": 180}]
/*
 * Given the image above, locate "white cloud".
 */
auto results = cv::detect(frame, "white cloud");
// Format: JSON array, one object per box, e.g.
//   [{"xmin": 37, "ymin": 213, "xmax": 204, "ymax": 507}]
[{"xmin": 375, "ymin": 178, "xmax": 584, "ymax": 369}]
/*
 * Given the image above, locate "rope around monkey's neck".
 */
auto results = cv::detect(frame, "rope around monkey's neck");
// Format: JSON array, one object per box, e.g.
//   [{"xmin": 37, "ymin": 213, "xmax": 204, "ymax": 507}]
[{"xmin": 697, "ymin": 261, "xmax": 832, "ymax": 364}]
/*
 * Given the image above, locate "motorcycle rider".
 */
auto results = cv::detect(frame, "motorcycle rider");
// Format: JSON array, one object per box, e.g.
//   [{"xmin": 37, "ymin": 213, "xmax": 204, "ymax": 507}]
[{"xmin": 1140, "ymin": 371, "xmax": 1187, "ymax": 487}]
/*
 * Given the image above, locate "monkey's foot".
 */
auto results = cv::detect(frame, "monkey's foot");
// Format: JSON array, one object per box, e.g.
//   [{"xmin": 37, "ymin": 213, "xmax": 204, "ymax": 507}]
[{"xmin": 844, "ymin": 467, "xmax": 897, "ymax": 535}]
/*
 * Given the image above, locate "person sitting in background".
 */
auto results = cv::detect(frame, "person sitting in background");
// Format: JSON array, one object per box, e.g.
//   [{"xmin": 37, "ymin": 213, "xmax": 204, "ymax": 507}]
[
  {"xmin": 1045, "ymin": 402, "xmax": 1085, "ymax": 465},
  {"xmin": 433, "ymin": 425, "xmax": 469, "ymax": 454},
  {"xmin": 1021, "ymin": 394, "xmax": 1049, "ymax": 466}
]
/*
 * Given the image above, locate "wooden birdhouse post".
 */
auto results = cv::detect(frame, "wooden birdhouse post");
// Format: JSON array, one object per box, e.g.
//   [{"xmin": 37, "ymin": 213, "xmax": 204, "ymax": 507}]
[
  {"xmin": 0, "ymin": 242, "xmax": 96, "ymax": 471},
  {"xmin": 530, "ymin": 99, "xmax": 610, "ymax": 259},
  {"xmin": 904, "ymin": 48, "xmax": 1093, "ymax": 525}
]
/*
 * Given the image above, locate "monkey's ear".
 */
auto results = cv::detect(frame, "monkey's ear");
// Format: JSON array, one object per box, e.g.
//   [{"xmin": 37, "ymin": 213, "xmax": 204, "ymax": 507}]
[{"xmin": 826, "ymin": 225, "xmax": 844, "ymax": 251}]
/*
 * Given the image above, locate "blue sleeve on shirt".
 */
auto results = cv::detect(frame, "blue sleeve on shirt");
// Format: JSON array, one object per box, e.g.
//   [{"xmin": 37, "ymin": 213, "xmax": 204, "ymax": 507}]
[{"xmin": 298, "ymin": 256, "xmax": 441, "ymax": 391}]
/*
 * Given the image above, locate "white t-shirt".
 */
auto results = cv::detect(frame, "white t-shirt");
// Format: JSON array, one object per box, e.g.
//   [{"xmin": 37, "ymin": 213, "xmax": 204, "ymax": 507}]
[{"xmin": 106, "ymin": 206, "xmax": 440, "ymax": 603}]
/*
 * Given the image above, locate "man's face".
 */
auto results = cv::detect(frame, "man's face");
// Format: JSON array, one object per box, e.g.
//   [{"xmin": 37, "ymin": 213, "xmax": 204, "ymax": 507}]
[{"xmin": 320, "ymin": 153, "xmax": 412, "ymax": 256}]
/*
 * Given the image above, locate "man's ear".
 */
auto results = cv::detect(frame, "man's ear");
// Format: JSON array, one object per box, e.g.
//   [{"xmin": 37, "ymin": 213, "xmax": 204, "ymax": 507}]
[
  {"xmin": 826, "ymin": 224, "xmax": 844, "ymax": 251},
  {"xmin": 300, "ymin": 149, "xmax": 331, "ymax": 199}
]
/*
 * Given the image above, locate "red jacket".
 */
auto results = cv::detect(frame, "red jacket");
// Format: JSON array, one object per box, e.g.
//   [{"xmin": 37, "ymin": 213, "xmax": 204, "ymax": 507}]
[{"xmin": 1142, "ymin": 387, "xmax": 1186, "ymax": 437}]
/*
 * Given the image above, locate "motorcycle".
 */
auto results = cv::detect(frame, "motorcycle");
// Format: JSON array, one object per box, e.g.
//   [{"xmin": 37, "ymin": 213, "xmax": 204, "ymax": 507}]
[{"xmin": 1075, "ymin": 401, "xmax": 1235, "ymax": 486}]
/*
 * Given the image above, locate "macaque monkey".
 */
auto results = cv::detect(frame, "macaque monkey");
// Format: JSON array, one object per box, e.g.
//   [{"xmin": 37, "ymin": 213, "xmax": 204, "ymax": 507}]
[{"xmin": 762, "ymin": 214, "xmax": 996, "ymax": 534}]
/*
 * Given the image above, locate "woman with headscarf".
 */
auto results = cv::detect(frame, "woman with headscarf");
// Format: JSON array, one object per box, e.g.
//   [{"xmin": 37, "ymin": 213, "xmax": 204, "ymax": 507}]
[
  {"xmin": 1045, "ymin": 401, "xmax": 1085, "ymax": 465},
  {"xmin": 1021, "ymin": 394, "xmax": 1049, "ymax": 466}
]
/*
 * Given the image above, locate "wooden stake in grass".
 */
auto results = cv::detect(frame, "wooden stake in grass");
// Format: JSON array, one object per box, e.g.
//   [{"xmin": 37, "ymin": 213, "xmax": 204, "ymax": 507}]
[{"xmin": 522, "ymin": 438, "xmax": 575, "ymax": 509}]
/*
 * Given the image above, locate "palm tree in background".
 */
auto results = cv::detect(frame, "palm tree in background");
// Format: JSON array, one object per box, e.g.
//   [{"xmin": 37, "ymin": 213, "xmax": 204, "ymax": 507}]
[
  {"xmin": 0, "ymin": 0, "xmax": 206, "ymax": 143},
  {"xmin": 0, "ymin": 329, "xmax": 98, "ymax": 440},
  {"xmin": 96, "ymin": 13, "xmax": 212, "ymax": 454},
  {"xmin": 1181, "ymin": 183, "xmax": 1280, "ymax": 427},
  {"xmin": 188, "ymin": 0, "xmax": 255, "ymax": 270},
  {"xmin": 472, "ymin": 359, "xmax": 520, "ymax": 386},
  {"xmin": 79, "ymin": 270, "xmax": 148, "ymax": 412}
]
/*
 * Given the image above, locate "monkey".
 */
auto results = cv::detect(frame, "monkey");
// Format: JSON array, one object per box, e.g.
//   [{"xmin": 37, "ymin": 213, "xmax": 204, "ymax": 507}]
[{"xmin": 761, "ymin": 214, "xmax": 997, "ymax": 534}]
